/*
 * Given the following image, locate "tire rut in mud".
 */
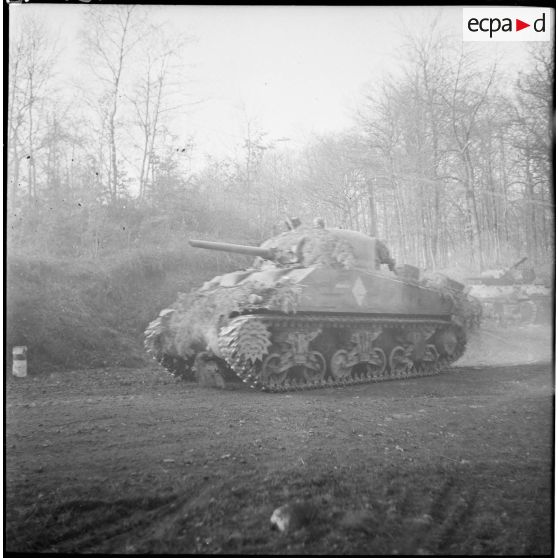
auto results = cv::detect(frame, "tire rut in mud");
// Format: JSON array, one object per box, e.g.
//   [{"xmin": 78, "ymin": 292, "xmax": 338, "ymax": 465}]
[{"xmin": 12, "ymin": 494, "xmax": 178, "ymax": 553}]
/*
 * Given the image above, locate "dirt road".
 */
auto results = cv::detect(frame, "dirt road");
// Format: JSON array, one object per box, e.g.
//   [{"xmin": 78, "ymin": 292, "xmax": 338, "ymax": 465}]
[{"xmin": 6, "ymin": 359, "xmax": 553, "ymax": 554}]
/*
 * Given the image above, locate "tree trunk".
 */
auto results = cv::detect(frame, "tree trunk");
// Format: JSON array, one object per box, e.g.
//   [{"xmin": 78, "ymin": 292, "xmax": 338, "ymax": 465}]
[
  {"xmin": 27, "ymin": 73, "xmax": 36, "ymax": 201},
  {"xmin": 367, "ymin": 178, "xmax": 378, "ymax": 236}
]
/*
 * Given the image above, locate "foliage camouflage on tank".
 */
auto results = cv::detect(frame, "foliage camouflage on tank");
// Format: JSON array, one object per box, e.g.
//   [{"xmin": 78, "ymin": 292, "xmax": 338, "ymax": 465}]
[
  {"xmin": 145, "ymin": 224, "xmax": 481, "ymax": 391},
  {"xmin": 465, "ymin": 257, "xmax": 552, "ymax": 326}
]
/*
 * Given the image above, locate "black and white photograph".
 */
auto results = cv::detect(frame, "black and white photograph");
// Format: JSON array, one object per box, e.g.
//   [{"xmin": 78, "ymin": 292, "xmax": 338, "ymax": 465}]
[{"xmin": 6, "ymin": 3, "xmax": 554, "ymax": 554}]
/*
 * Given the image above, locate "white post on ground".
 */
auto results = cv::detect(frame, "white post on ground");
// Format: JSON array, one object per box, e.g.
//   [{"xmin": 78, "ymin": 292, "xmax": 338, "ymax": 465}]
[{"xmin": 12, "ymin": 346, "xmax": 28, "ymax": 378}]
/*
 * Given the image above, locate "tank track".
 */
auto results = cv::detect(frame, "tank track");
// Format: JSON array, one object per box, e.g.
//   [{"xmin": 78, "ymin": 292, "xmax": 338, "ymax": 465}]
[{"xmin": 218, "ymin": 314, "xmax": 467, "ymax": 393}]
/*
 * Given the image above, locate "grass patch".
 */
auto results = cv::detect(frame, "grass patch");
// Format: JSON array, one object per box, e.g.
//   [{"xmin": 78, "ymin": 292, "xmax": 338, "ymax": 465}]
[{"xmin": 6, "ymin": 246, "xmax": 250, "ymax": 373}]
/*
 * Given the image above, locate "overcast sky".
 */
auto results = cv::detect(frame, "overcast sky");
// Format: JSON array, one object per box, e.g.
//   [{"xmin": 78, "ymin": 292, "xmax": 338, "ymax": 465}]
[{"xmin": 9, "ymin": 4, "xmax": 548, "ymax": 165}]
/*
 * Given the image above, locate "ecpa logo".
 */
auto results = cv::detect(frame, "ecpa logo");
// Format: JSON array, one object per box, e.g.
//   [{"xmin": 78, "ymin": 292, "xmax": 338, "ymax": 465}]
[{"xmin": 463, "ymin": 8, "xmax": 552, "ymax": 41}]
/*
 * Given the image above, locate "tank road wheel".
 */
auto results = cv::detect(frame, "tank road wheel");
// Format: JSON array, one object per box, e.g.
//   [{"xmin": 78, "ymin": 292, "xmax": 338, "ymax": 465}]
[
  {"xmin": 419, "ymin": 344, "xmax": 439, "ymax": 375},
  {"xmin": 365, "ymin": 348, "xmax": 387, "ymax": 379},
  {"xmin": 330, "ymin": 349, "xmax": 353, "ymax": 381},
  {"xmin": 389, "ymin": 346, "xmax": 414, "ymax": 377},
  {"xmin": 262, "ymin": 353, "xmax": 288, "ymax": 387},
  {"xmin": 303, "ymin": 351, "xmax": 327, "ymax": 384}
]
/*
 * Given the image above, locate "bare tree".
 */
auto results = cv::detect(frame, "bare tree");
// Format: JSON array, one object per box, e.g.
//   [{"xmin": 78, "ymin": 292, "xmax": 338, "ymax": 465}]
[
  {"xmin": 8, "ymin": 16, "xmax": 58, "ymax": 208},
  {"xmin": 127, "ymin": 21, "xmax": 189, "ymax": 201},
  {"xmin": 357, "ymin": 26, "xmax": 519, "ymax": 270},
  {"xmin": 83, "ymin": 5, "xmax": 139, "ymax": 203},
  {"xmin": 513, "ymin": 43, "xmax": 555, "ymax": 263},
  {"xmin": 441, "ymin": 47, "xmax": 497, "ymax": 268}
]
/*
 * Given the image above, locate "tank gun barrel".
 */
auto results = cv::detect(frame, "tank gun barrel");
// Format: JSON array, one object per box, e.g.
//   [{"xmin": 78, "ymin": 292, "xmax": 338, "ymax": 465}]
[
  {"xmin": 189, "ymin": 239, "xmax": 275, "ymax": 260},
  {"xmin": 509, "ymin": 256, "xmax": 528, "ymax": 270}
]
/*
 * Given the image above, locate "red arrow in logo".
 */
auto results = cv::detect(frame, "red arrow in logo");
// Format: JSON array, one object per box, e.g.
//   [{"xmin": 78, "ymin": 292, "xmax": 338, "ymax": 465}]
[{"xmin": 516, "ymin": 18, "xmax": 530, "ymax": 31}]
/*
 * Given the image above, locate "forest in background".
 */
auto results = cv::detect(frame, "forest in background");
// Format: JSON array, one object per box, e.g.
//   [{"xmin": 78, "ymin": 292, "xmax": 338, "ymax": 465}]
[
  {"xmin": 6, "ymin": 6, "xmax": 555, "ymax": 371},
  {"xmin": 8, "ymin": 6, "xmax": 555, "ymax": 270}
]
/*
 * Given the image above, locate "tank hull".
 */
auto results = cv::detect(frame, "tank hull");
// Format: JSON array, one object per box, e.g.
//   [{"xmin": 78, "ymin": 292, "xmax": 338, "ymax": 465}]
[
  {"xmin": 468, "ymin": 284, "xmax": 551, "ymax": 325},
  {"xmin": 145, "ymin": 266, "xmax": 471, "ymax": 391},
  {"xmin": 296, "ymin": 268, "xmax": 452, "ymax": 315},
  {"xmin": 204, "ymin": 266, "xmax": 453, "ymax": 316}
]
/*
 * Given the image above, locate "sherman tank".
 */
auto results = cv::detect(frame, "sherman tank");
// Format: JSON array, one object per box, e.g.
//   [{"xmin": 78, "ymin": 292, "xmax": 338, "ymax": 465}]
[
  {"xmin": 144, "ymin": 225, "xmax": 481, "ymax": 392},
  {"xmin": 466, "ymin": 257, "xmax": 552, "ymax": 326}
]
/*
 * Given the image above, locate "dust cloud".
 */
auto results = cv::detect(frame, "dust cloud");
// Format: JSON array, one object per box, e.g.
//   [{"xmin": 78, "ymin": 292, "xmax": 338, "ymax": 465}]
[{"xmin": 459, "ymin": 324, "xmax": 553, "ymax": 367}]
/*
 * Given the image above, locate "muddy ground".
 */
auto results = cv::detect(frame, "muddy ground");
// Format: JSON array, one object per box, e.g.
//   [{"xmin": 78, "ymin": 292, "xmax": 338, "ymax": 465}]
[{"xmin": 5, "ymin": 326, "xmax": 554, "ymax": 555}]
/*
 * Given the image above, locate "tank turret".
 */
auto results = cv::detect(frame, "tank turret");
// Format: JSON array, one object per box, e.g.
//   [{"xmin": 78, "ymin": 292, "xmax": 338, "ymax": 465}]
[
  {"xmin": 146, "ymin": 225, "xmax": 480, "ymax": 391},
  {"xmin": 193, "ymin": 229, "xmax": 396, "ymax": 272}
]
